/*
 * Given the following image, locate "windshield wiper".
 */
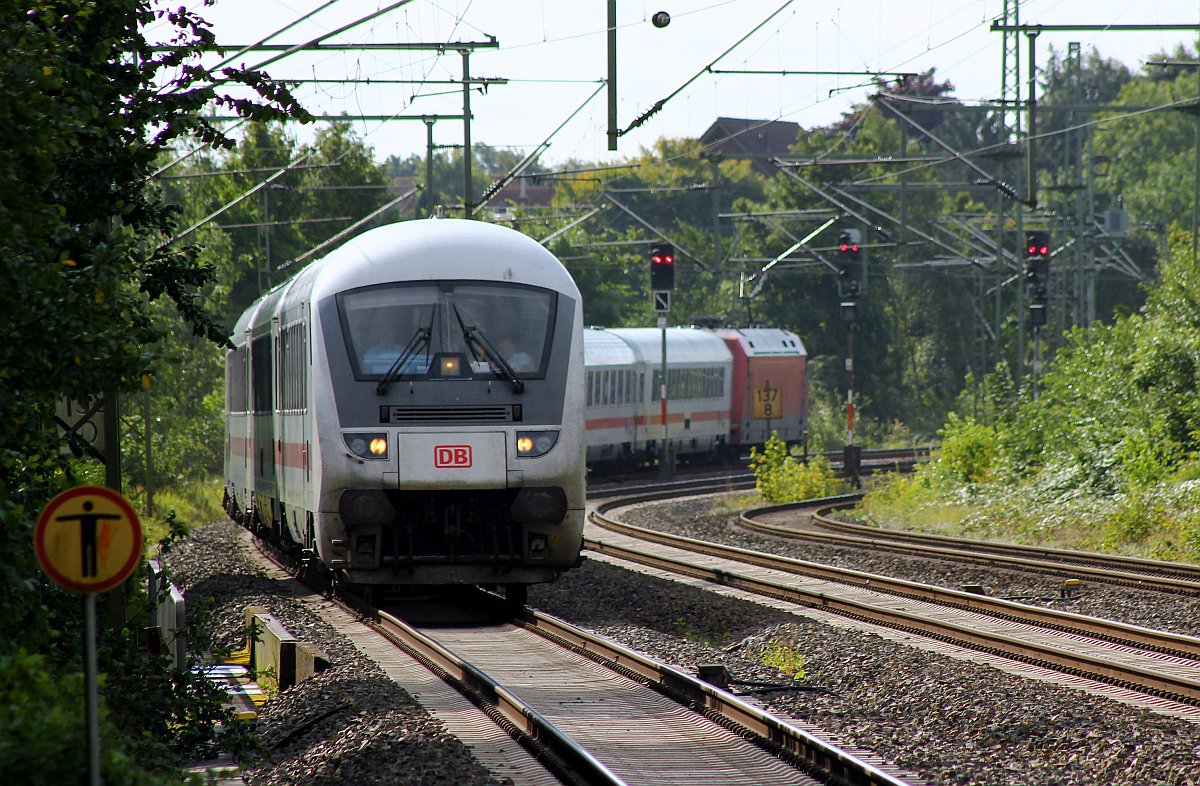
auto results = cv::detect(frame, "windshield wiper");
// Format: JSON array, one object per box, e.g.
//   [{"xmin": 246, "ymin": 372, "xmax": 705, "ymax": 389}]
[
  {"xmin": 452, "ymin": 305, "xmax": 524, "ymax": 394},
  {"xmin": 375, "ymin": 327, "xmax": 431, "ymax": 395}
]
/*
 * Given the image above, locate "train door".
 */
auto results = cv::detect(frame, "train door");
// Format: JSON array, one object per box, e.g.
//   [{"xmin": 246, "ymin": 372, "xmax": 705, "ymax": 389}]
[
  {"xmin": 633, "ymin": 368, "xmax": 647, "ymax": 454},
  {"xmin": 301, "ymin": 305, "xmax": 314, "ymax": 547},
  {"xmin": 250, "ymin": 330, "xmax": 277, "ymax": 521}
]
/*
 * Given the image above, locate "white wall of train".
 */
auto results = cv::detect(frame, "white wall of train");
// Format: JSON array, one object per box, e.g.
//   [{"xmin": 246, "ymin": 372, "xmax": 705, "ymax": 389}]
[{"xmin": 582, "ymin": 325, "xmax": 808, "ymax": 469}]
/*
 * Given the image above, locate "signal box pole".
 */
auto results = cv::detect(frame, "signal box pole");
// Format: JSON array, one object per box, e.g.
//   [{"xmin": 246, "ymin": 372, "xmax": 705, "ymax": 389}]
[
  {"xmin": 651, "ymin": 244, "xmax": 675, "ymax": 477},
  {"xmin": 837, "ymin": 230, "xmax": 864, "ymax": 487}
]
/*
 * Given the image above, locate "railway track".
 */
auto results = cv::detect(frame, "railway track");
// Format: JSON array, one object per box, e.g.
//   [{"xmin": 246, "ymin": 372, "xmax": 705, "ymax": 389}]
[
  {"xmin": 255, "ymin": 533, "xmax": 917, "ymax": 786},
  {"xmin": 587, "ymin": 495, "xmax": 1200, "ymax": 714},
  {"xmin": 742, "ymin": 498, "xmax": 1200, "ymax": 596},
  {"xmin": 585, "ymin": 447, "xmax": 929, "ymax": 496}
]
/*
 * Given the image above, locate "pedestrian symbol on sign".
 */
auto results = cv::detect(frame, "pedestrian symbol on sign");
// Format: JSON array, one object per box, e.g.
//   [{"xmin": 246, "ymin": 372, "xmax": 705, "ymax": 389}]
[{"xmin": 53, "ymin": 500, "xmax": 121, "ymax": 578}]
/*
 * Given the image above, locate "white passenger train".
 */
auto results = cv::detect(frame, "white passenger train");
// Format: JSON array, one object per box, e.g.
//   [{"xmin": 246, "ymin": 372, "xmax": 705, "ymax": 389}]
[
  {"xmin": 583, "ymin": 326, "xmax": 808, "ymax": 469},
  {"xmin": 223, "ymin": 218, "xmax": 586, "ymax": 595}
]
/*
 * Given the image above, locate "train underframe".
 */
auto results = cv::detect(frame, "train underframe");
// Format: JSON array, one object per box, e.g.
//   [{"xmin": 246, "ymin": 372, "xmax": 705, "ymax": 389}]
[{"xmin": 222, "ymin": 485, "xmax": 578, "ymax": 601}]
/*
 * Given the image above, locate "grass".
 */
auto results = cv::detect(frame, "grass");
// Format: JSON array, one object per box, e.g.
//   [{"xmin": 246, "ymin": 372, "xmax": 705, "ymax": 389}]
[
  {"xmin": 856, "ymin": 472, "xmax": 1200, "ymax": 564},
  {"xmin": 708, "ymin": 491, "xmax": 763, "ymax": 515},
  {"xmin": 131, "ymin": 475, "xmax": 226, "ymax": 552},
  {"xmin": 756, "ymin": 639, "xmax": 805, "ymax": 680}
]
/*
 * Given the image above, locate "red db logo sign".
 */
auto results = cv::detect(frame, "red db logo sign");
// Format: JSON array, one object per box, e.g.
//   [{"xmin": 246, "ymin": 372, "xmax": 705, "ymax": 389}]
[{"xmin": 435, "ymin": 445, "xmax": 472, "ymax": 468}]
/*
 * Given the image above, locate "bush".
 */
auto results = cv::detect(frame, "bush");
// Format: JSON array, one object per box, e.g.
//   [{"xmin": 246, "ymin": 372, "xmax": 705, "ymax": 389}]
[
  {"xmin": 0, "ymin": 651, "xmax": 174, "ymax": 786},
  {"xmin": 749, "ymin": 434, "xmax": 843, "ymax": 503},
  {"xmin": 925, "ymin": 414, "xmax": 998, "ymax": 489}
]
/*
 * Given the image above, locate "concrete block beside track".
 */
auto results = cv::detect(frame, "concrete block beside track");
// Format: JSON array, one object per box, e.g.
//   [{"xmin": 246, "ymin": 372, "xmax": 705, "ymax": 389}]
[
  {"xmin": 244, "ymin": 605, "xmax": 330, "ymax": 691},
  {"xmin": 146, "ymin": 559, "xmax": 187, "ymax": 669}
]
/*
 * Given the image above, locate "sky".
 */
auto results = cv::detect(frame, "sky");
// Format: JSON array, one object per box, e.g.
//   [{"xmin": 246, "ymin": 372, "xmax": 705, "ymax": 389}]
[{"xmin": 165, "ymin": 0, "xmax": 1200, "ymax": 167}]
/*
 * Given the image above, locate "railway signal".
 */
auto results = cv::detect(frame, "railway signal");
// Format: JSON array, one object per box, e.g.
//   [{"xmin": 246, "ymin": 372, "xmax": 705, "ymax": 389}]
[
  {"xmin": 1024, "ymin": 230, "xmax": 1051, "ymax": 327},
  {"xmin": 836, "ymin": 229, "xmax": 865, "ymax": 324},
  {"xmin": 836, "ymin": 230, "xmax": 865, "ymax": 299},
  {"xmin": 650, "ymin": 243, "xmax": 675, "ymax": 292}
]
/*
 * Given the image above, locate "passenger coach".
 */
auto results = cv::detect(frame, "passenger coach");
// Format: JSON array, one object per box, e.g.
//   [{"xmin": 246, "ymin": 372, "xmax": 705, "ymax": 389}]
[{"xmin": 582, "ymin": 325, "xmax": 806, "ymax": 468}]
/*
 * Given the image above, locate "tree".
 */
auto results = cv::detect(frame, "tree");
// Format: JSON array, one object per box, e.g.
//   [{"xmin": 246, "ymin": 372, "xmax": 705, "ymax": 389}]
[
  {"xmin": 0, "ymin": 0, "xmax": 309, "ymax": 776},
  {"xmin": 299, "ymin": 120, "xmax": 392, "ymax": 251}
]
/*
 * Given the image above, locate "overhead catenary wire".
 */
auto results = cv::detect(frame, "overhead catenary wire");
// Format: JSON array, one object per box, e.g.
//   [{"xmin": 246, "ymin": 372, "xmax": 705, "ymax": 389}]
[
  {"xmin": 618, "ymin": 0, "xmax": 797, "ymax": 137},
  {"xmin": 849, "ymin": 91, "xmax": 1200, "ymax": 187},
  {"xmin": 277, "ymin": 187, "xmax": 420, "ymax": 272},
  {"xmin": 151, "ymin": 0, "xmax": 399, "ymax": 178},
  {"xmin": 159, "ymin": 150, "xmax": 318, "ymax": 249},
  {"xmin": 472, "ymin": 82, "xmax": 607, "ymax": 214},
  {"xmin": 205, "ymin": 0, "xmax": 419, "ymax": 89}
]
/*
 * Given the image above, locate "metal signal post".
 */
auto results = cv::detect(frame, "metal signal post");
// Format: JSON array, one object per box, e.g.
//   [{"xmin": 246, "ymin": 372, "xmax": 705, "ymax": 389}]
[
  {"xmin": 1024, "ymin": 230, "xmax": 1051, "ymax": 400},
  {"xmin": 651, "ymin": 243, "xmax": 675, "ymax": 477},
  {"xmin": 838, "ymin": 230, "xmax": 864, "ymax": 486}
]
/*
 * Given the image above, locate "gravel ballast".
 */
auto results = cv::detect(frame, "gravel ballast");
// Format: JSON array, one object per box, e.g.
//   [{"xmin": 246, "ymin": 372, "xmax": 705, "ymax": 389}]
[
  {"xmin": 159, "ymin": 522, "xmax": 505, "ymax": 786},
  {"xmin": 165, "ymin": 501, "xmax": 1200, "ymax": 786}
]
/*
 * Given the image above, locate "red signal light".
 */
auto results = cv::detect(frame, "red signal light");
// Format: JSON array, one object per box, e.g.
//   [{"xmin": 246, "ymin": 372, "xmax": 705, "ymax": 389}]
[{"xmin": 1039, "ymin": 245, "xmax": 1049, "ymax": 255}]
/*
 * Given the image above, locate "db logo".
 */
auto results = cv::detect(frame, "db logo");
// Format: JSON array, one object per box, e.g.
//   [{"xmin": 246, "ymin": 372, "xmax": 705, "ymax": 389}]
[{"xmin": 434, "ymin": 445, "xmax": 472, "ymax": 468}]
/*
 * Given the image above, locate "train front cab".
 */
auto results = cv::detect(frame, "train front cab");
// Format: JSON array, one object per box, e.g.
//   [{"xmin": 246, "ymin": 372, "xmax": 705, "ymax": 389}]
[
  {"xmin": 713, "ymin": 327, "xmax": 807, "ymax": 451},
  {"xmin": 307, "ymin": 220, "xmax": 586, "ymax": 588}
]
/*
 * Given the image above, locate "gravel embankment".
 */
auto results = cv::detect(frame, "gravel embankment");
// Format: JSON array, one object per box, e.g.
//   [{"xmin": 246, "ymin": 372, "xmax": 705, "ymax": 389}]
[
  {"xmin": 618, "ymin": 496, "xmax": 1200, "ymax": 637},
  {"xmin": 159, "ymin": 522, "xmax": 506, "ymax": 786},
  {"xmin": 165, "ymin": 503, "xmax": 1200, "ymax": 786}
]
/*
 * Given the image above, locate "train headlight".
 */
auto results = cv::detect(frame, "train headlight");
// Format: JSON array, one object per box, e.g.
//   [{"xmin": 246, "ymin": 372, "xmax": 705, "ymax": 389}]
[
  {"xmin": 516, "ymin": 430, "xmax": 558, "ymax": 458},
  {"xmin": 345, "ymin": 432, "xmax": 389, "ymax": 460},
  {"xmin": 429, "ymin": 352, "xmax": 470, "ymax": 378}
]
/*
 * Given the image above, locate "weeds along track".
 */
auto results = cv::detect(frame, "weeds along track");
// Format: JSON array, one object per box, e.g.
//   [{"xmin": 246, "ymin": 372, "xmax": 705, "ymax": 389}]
[{"xmin": 743, "ymin": 500, "xmax": 1200, "ymax": 595}]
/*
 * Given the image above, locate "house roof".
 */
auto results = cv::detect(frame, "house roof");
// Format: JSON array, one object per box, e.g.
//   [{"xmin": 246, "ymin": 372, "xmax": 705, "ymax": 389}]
[{"xmin": 700, "ymin": 117, "xmax": 800, "ymax": 173}]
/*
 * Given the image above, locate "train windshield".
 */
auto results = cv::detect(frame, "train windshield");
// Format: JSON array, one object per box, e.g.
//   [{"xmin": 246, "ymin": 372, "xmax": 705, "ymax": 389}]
[{"xmin": 339, "ymin": 281, "xmax": 557, "ymax": 381}]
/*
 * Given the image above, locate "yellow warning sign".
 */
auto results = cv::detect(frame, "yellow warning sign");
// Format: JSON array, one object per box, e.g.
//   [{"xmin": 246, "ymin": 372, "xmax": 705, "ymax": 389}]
[
  {"xmin": 35, "ymin": 486, "xmax": 142, "ymax": 593},
  {"xmin": 753, "ymin": 384, "xmax": 781, "ymax": 419}
]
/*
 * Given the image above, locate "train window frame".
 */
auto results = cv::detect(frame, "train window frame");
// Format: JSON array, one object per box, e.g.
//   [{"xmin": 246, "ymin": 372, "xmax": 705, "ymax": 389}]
[{"xmin": 337, "ymin": 280, "xmax": 558, "ymax": 382}]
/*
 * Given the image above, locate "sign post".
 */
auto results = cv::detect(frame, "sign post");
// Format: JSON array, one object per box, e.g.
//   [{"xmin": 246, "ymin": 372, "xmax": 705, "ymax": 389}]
[
  {"xmin": 35, "ymin": 486, "xmax": 143, "ymax": 786},
  {"xmin": 657, "ymin": 314, "xmax": 670, "ymax": 478}
]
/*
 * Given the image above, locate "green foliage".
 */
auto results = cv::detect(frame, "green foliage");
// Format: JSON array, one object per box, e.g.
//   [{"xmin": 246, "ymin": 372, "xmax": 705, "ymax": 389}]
[
  {"xmin": 0, "ymin": 651, "xmax": 175, "ymax": 786},
  {"xmin": 925, "ymin": 414, "xmax": 999, "ymax": 489},
  {"xmin": 139, "ymin": 476, "xmax": 226, "ymax": 544},
  {"xmin": 0, "ymin": 2, "xmax": 304, "ymax": 781},
  {"xmin": 863, "ymin": 231, "xmax": 1200, "ymax": 562},
  {"xmin": 749, "ymin": 434, "xmax": 843, "ymax": 503},
  {"xmin": 755, "ymin": 639, "xmax": 806, "ymax": 680}
]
